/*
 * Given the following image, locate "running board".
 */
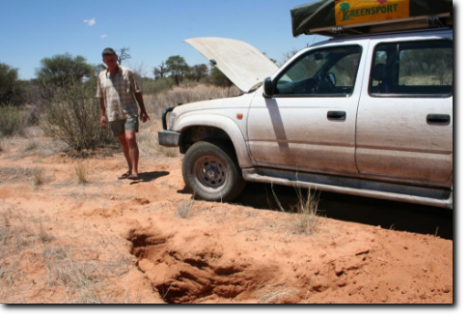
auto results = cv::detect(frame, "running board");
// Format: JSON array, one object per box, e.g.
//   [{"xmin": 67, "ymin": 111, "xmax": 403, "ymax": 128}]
[{"xmin": 242, "ymin": 168, "xmax": 453, "ymax": 209}]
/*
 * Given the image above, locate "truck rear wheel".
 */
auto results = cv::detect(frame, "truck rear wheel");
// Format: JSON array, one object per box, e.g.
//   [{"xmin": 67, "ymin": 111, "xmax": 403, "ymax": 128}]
[{"xmin": 182, "ymin": 141, "xmax": 246, "ymax": 202}]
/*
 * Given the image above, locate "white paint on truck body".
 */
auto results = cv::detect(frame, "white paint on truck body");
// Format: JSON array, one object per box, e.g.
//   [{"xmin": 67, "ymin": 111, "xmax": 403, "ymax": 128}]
[{"xmin": 163, "ymin": 30, "xmax": 453, "ymax": 207}]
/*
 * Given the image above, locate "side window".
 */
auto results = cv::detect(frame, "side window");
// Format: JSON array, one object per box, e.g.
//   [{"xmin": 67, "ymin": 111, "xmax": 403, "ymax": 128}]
[
  {"xmin": 369, "ymin": 40, "xmax": 453, "ymax": 96},
  {"xmin": 275, "ymin": 46, "xmax": 362, "ymax": 96},
  {"xmin": 329, "ymin": 53, "xmax": 362, "ymax": 87}
]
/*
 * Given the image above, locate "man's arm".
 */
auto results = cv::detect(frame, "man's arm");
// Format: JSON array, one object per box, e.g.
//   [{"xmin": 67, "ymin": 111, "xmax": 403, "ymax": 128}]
[
  {"xmin": 100, "ymin": 98, "xmax": 107, "ymax": 129},
  {"xmin": 134, "ymin": 92, "xmax": 150, "ymax": 123}
]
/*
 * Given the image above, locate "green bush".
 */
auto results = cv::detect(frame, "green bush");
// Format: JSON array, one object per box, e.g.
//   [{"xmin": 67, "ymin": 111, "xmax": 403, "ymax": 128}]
[
  {"xmin": 36, "ymin": 54, "xmax": 94, "ymax": 89},
  {"xmin": 41, "ymin": 83, "xmax": 116, "ymax": 151},
  {"xmin": 210, "ymin": 67, "xmax": 233, "ymax": 88},
  {"xmin": 140, "ymin": 77, "xmax": 175, "ymax": 95},
  {"xmin": 0, "ymin": 63, "xmax": 22, "ymax": 106},
  {"xmin": 0, "ymin": 106, "xmax": 29, "ymax": 137}
]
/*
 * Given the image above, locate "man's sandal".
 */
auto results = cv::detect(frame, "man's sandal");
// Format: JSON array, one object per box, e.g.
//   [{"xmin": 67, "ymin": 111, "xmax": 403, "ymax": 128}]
[
  {"xmin": 118, "ymin": 172, "xmax": 131, "ymax": 180},
  {"xmin": 127, "ymin": 174, "xmax": 139, "ymax": 181}
]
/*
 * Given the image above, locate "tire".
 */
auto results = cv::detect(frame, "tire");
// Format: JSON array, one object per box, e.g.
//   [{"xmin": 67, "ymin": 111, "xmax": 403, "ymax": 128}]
[{"xmin": 182, "ymin": 141, "xmax": 246, "ymax": 202}]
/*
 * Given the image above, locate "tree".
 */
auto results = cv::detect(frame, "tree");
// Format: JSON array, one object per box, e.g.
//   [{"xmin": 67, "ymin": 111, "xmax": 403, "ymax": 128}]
[
  {"xmin": 0, "ymin": 63, "xmax": 21, "ymax": 106},
  {"xmin": 118, "ymin": 47, "xmax": 131, "ymax": 65},
  {"xmin": 210, "ymin": 66, "xmax": 232, "ymax": 87},
  {"xmin": 189, "ymin": 64, "xmax": 208, "ymax": 82},
  {"xmin": 92, "ymin": 63, "xmax": 106, "ymax": 78},
  {"xmin": 36, "ymin": 53, "xmax": 94, "ymax": 88},
  {"xmin": 165, "ymin": 55, "xmax": 189, "ymax": 86},
  {"xmin": 153, "ymin": 61, "xmax": 168, "ymax": 80}
]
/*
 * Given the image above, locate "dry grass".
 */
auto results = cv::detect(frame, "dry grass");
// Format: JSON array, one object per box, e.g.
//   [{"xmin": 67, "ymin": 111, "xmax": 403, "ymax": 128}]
[
  {"xmin": 45, "ymin": 253, "xmax": 101, "ymax": 303},
  {"xmin": 257, "ymin": 283, "xmax": 298, "ymax": 303},
  {"xmin": 271, "ymin": 183, "xmax": 321, "ymax": 235},
  {"xmin": 32, "ymin": 168, "xmax": 45, "ymax": 188},
  {"xmin": 291, "ymin": 188, "xmax": 320, "ymax": 235},
  {"xmin": 156, "ymin": 144, "xmax": 179, "ymax": 157},
  {"xmin": 137, "ymin": 125, "xmax": 179, "ymax": 157},
  {"xmin": 0, "ymin": 206, "xmax": 136, "ymax": 304},
  {"xmin": 44, "ymin": 246, "xmax": 133, "ymax": 303},
  {"xmin": 0, "ymin": 211, "xmax": 12, "ymax": 246},
  {"xmin": 74, "ymin": 160, "xmax": 89, "ymax": 185},
  {"xmin": 0, "ymin": 167, "xmax": 36, "ymax": 185},
  {"xmin": 144, "ymin": 84, "xmax": 241, "ymax": 119},
  {"xmin": 1, "ymin": 210, "xmax": 35, "ymax": 299},
  {"xmin": 23, "ymin": 139, "xmax": 38, "ymax": 152},
  {"xmin": 37, "ymin": 223, "xmax": 53, "ymax": 243},
  {"xmin": 42, "ymin": 245, "xmax": 69, "ymax": 261}
]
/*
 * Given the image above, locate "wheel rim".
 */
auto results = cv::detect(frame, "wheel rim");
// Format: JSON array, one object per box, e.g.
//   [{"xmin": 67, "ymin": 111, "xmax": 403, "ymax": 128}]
[{"xmin": 193, "ymin": 155, "xmax": 227, "ymax": 192}]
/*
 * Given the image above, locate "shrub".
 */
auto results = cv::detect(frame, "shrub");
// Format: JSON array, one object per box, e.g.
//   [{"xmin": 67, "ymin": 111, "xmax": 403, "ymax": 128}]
[
  {"xmin": 144, "ymin": 84, "xmax": 241, "ymax": 119},
  {"xmin": 292, "ymin": 188, "xmax": 320, "ymax": 235},
  {"xmin": 41, "ymin": 83, "xmax": 116, "ymax": 151},
  {"xmin": 32, "ymin": 168, "xmax": 45, "ymax": 188},
  {"xmin": 140, "ymin": 77, "xmax": 174, "ymax": 95},
  {"xmin": 36, "ymin": 54, "xmax": 94, "ymax": 89},
  {"xmin": 210, "ymin": 66, "xmax": 233, "ymax": 87},
  {"xmin": 0, "ymin": 106, "xmax": 29, "ymax": 137},
  {"xmin": 0, "ymin": 63, "xmax": 22, "ymax": 106},
  {"xmin": 74, "ymin": 160, "xmax": 89, "ymax": 184}
]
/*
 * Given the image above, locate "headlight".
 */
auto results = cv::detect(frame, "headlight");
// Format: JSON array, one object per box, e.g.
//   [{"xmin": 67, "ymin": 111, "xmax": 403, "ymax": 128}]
[{"xmin": 168, "ymin": 112, "xmax": 177, "ymax": 130}]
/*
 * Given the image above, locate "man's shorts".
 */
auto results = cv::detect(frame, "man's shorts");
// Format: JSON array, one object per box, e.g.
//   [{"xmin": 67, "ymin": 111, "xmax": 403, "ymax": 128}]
[{"xmin": 110, "ymin": 117, "xmax": 139, "ymax": 137}]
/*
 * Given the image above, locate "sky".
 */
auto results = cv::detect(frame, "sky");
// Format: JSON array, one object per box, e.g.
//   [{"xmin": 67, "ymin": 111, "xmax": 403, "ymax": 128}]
[{"xmin": 0, "ymin": 0, "xmax": 327, "ymax": 80}]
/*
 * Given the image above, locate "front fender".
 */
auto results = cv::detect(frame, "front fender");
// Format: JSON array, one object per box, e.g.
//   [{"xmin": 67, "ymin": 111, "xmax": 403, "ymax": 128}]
[{"xmin": 174, "ymin": 114, "xmax": 253, "ymax": 168}]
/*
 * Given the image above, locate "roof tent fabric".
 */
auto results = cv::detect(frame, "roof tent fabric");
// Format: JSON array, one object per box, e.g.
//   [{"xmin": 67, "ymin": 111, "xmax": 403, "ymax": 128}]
[{"xmin": 291, "ymin": 0, "xmax": 453, "ymax": 37}]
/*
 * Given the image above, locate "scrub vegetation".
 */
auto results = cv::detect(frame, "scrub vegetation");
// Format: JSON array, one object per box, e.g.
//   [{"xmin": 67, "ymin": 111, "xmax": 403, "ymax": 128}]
[{"xmin": 0, "ymin": 48, "xmax": 238, "ymax": 152}]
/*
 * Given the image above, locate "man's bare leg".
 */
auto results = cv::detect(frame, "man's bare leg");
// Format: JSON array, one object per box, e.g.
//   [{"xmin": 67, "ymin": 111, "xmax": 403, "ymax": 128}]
[
  {"xmin": 118, "ymin": 134, "xmax": 132, "ymax": 174},
  {"xmin": 125, "ymin": 130, "xmax": 139, "ymax": 176}
]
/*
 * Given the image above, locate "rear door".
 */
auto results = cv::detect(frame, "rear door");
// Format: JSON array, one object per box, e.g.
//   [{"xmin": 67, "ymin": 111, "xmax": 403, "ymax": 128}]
[{"xmin": 356, "ymin": 32, "xmax": 453, "ymax": 187}]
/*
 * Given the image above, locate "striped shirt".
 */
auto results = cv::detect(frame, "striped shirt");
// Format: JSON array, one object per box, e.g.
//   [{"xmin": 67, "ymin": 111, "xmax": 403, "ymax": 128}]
[{"xmin": 96, "ymin": 66, "xmax": 140, "ymax": 122}]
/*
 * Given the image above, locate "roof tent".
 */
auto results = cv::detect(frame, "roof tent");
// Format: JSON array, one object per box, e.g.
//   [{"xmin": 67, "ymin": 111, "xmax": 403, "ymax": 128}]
[{"xmin": 291, "ymin": 0, "xmax": 453, "ymax": 37}]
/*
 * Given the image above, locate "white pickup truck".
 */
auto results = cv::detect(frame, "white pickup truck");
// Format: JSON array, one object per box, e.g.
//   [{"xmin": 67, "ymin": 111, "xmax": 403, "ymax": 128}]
[{"xmin": 158, "ymin": 28, "xmax": 453, "ymax": 208}]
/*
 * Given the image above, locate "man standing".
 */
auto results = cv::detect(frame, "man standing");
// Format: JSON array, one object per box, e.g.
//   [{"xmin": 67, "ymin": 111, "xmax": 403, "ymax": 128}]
[{"xmin": 97, "ymin": 47, "xmax": 149, "ymax": 180}]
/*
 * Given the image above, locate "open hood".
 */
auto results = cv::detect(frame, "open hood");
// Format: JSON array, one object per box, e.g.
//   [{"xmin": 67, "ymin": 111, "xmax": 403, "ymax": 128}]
[{"xmin": 184, "ymin": 37, "xmax": 278, "ymax": 93}]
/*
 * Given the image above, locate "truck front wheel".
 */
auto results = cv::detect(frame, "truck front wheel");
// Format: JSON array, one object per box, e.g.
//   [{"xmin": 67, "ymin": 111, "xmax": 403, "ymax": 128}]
[{"xmin": 182, "ymin": 141, "xmax": 246, "ymax": 202}]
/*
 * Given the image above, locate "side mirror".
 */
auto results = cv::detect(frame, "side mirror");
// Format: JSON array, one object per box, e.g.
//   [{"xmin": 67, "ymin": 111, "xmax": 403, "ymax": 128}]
[
  {"xmin": 263, "ymin": 77, "xmax": 274, "ymax": 98},
  {"xmin": 327, "ymin": 72, "xmax": 336, "ymax": 86}
]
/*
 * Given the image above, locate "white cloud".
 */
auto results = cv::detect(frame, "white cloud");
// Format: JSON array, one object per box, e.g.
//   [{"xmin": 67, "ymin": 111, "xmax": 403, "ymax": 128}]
[
  {"xmin": 83, "ymin": 18, "xmax": 96, "ymax": 26},
  {"xmin": 101, "ymin": 34, "xmax": 107, "ymax": 38}
]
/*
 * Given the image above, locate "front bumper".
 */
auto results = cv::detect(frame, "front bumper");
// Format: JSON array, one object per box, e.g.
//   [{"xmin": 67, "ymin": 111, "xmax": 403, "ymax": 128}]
[{"xmin": 158, "ymin": 130, "xmax": 181, "ymax": 147}]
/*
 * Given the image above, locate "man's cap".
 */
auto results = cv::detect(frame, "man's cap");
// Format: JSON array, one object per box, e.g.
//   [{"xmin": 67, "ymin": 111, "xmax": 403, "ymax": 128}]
[{"xmin": 102, "ymin": 47, "xmax": 116, "ymax": 56}]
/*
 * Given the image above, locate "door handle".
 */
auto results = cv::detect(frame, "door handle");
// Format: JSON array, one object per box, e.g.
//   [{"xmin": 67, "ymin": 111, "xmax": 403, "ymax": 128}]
[
  {"xmin": 327, "ymin": 111, "xmax": 346, "ymax": 121},
  {"xmin": 427, "ymin": 114, "xmax": 450, "ymax": 125}
]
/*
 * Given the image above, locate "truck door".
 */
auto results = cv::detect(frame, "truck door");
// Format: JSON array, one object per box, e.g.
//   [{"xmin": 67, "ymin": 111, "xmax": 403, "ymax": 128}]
[
  {"xmin": 356, "ymin": 36, "xmax": 453, "ymax": 188},
  {"xmin": 248, "ymin": 43, "xmax": 368, "ymax": 175}
]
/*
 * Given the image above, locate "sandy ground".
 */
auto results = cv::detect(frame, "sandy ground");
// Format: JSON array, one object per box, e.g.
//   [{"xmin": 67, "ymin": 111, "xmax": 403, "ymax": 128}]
[{"xmin": 0, "ymin": 135, "xmax": 453, "ymax": 304}]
